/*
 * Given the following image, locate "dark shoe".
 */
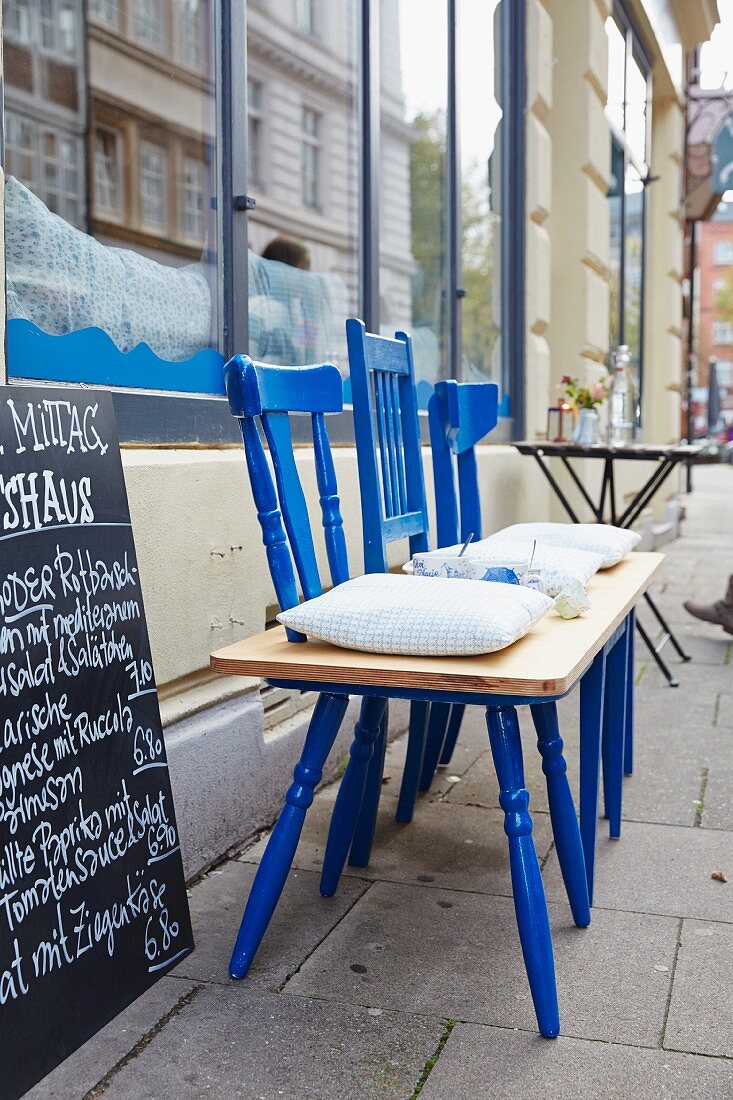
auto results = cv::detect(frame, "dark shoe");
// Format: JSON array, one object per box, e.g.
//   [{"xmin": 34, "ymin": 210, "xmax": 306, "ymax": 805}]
[{"xmin": 684, "ymin": 575, "xmax": 733, "ymax": 634}]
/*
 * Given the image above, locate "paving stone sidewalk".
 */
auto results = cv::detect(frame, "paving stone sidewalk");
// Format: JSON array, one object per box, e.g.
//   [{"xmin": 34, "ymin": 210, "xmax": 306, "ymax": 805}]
[{"xmin": 31, "ymin": 465, "xmax": 733, "ymax": 1099}]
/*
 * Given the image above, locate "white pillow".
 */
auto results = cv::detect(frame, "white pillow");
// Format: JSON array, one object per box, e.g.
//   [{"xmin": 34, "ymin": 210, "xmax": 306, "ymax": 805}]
[
  {"xmin": 277, "ymin": 573, "xmax": 552, "ymax": 657},
  {"xmin": 408, "ymin": 540, "xmax": 604, "ymax": 597},
  {"xmin": 487, "ymin": 523, "xmax": 641, "ymax": 569}
]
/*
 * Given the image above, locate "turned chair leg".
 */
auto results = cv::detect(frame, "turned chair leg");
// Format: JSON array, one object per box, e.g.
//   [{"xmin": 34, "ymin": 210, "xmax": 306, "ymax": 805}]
[
  {"xmin": 485, "ymin": 705, "xmax": 560, "ymax": 1039},
  {"xmin": 579, "ymin": 649, "xmax": 606, "ymax": 904},
  {"xmin": 624, "ymin": 610, "xmax": 635, "ymax": 776},
  {"xmin": 602, "ymin": 627, "xmax": 629, "ymax": 839},
  {"xmin": 320, "ymin": 695, "xmax": 388, "ymax": 897},
  {"xmin": 419, "ymin": 702, "xmax": 452, "ymax": 791},
  {"xmin": 229, "ymin": 692, "xmax": 350, "ymax": 980},
  {"xmin": 349, "ymin": 704, "xmax": 389, "ymax": 867},
  {"xmin": 396, "ymin": 701, "xmax": 429, "ymax": 823},
  {"xmin": 439, "ymin": 703, "xmax": 465, "ymax": 766},
  {"xmin": 530, "ymin": 702, "xmax": 590, "ymax": 928}
]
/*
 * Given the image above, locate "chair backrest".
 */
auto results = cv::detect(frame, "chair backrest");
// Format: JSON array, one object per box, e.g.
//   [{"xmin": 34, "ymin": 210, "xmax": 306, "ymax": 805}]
[
  {"xmin": 225, "ymin": 354, "xmax": 348, "ymax": 642},
  {"xmin": 428, "ymin": 379, "xmax": 499, "ymax": 548},
  {"xmin": 346, "ymin": 317, "xmax": 430, "ymax": 572}
]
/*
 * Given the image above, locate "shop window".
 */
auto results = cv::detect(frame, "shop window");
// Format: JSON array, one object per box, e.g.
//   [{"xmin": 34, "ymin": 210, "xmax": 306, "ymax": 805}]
[
  {"xmin": 605, "ymin": 3, "xmax": 650, "ymax": 400},
  {"xmin": 713, "ymin": 321, "xmax": 733, "ymax": 345},
  {"xmin": 3, "ymin": 0, "xmax": 524, "ymax": 441}
]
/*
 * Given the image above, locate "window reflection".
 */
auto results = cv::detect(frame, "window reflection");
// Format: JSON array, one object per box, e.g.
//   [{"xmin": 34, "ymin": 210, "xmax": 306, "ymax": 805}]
[
  {"xmin": 4, "ymin": 0, "xmax": 218, "ymax": 369},
  {"xmin": 380, "ymin": 0, "xmax": 449, "ymax": 392},
  {"xmin": 246, "ymin": 0, "xmax": 359, "ymax": 371},
  {"xmin": 623, "ymin": 163, "xmax": 644, "ymax": 371},
  {"xmin": 625, "ymin": 55, "xmax": 648, "ymax": 166},
  {"xmin": 459, "ymin": 0, "xmax": 502, "ymax": 385},
  {"xmin": 605, "ymin": 16, "xmax": 626, "ymax": 133}
]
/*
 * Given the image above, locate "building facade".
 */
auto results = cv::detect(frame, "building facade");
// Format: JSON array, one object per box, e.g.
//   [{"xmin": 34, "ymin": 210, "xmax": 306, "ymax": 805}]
[
  {"xmin": 695, "ymin": 200, "xmax": 733, "ymax": 432},
  {"xmin": 0, "ymin": 0, "xmax": 719, "ymax": 877}
]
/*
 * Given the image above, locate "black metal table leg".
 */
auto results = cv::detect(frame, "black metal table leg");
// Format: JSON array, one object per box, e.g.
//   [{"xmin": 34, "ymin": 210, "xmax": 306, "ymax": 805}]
[
  {"xmin": 644, "ymin": 591, "xmax": 691, "ymax": 661},
  {"xmin": 532, "ymin": 453, "xmax": 581, "ymax": 523},
  {"xmin": 635, "ymin": 616, "xmax": 679, "ymax": 688}
]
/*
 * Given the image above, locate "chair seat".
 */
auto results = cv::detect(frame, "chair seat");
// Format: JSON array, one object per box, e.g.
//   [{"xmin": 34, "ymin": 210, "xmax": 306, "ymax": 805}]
[{"xmin": 212, "ymin": 552, "xmax": 663, "ymax": 698}]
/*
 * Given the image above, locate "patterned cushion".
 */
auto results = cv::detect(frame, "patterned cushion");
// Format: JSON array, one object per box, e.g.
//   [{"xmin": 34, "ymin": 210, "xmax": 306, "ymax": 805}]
[
  {"xmin": 488, "ymin": 523, "xmax": 641, "ymax": 569},
  {"xmin": 408, "ymin": 540, "xmax": 604, "ymax": 597},
  {"xmin": 277, "ymin": 573, "xmax": 552, "ymax": 656}
]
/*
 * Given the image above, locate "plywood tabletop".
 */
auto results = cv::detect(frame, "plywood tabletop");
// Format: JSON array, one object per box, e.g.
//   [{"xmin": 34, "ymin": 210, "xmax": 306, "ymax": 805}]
[{"xmin": 211, "ymin": 552, "xmax": 664, "ymax": 698}]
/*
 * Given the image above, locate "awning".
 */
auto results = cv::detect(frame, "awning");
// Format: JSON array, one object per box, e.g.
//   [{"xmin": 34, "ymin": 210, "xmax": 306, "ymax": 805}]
[{"xmin": 685, "ymin": 86, "xmax": 733, "ymax": 220}]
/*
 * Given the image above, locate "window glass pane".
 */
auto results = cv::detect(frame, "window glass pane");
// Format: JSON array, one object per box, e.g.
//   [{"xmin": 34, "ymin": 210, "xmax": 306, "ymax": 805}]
[
  {"xmin": 4, "ymin": 1, "xmax": 220, "ymax": 388},
  {"xmin": 623, "ymin": 162, "xmax": 644, "ymax": 373},
  {"xmin": 625, "ymin": 54, "xmax": 648, "ymax": 165},
  {"xmin": 605, "ymin": 16, "xmax": 625, "ymax": 133},
  {"xmin": 459, "ymin": 0, "xmax": 502, "ymax": 386},
  {"xmin": 608, "ymin": 141, "xmax": 624, "ymax": 349},
  {"xmin": 380, "ymin": 0, "xmax": 448, "ymax": 397},
  {"xmin": 246, "ymin": 0, "xmax": 360, "ymax": 373}
]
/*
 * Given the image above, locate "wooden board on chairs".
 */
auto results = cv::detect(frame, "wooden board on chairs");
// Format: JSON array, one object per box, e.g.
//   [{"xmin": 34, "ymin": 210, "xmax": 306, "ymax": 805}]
[{"xmin": 212, "ymin": 552, "xmax": 664, "ymax": 698}]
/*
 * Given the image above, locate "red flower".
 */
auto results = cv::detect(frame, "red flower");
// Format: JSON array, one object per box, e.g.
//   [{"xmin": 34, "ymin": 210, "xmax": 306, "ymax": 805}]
[{"xmin": 561, "ymin": 374, "xmax": 572, "ymax": 385}]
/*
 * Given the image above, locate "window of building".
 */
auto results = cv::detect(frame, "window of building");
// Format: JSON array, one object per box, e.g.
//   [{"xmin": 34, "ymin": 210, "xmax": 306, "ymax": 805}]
[
  {"xmin": 40, "ymin": 0, "xmax": 78, "ymax": 57},
  {"xmin": 94, "ymin": 128, "xmax": 123, "ymax": 219},
  {"xmin": 140, "ymin": 142, "xmax": 168, "ymax": 230},
  {"xmin": 175, "ymin": 0, "xmax": 204, "ymax": 69},
  {"xmin": 88, "ymin": 0, "xmax": 120, "ymax": 30},
  {"xmin": 5, "ymin": 113, "xmax": 37, "ymax": 190},
  {"xmin": 3, "ymin": 0, "xmax": 524, "ymax": 442},
  {"xmin": 713, "ymin": 321, "xmax": 733, "ymax": 345},
  {"xmin": 713, "ymin": 240, "xmax": 733, "ymax": 265},
  {"xmin": 247, "ymin": 78, "xmax": 264, "ymax": 190},
  {"xmin": 180, "ymin": 157, "xmax": 205, "ymax": 241},
  {"xmin": 717, "ymin": 360, "xmax": 733, "ymax": 385},
  {"xmin": 296, "ymin": 0, "xmax": 316, "ymax": 34},
  {"xmin": 605, "ymin": 3, "xmax": 650, "ymax": 400},
  {"xmin": 301, "ymin": 107, "xmax": 322, "ymax": 211},
  {"xmin": 4, "ymin": 0, "xmax": 34, "ymax": 44},
  {"xmin": 134, "ymin": 0, "xmax": 166, "ymax": 52}
]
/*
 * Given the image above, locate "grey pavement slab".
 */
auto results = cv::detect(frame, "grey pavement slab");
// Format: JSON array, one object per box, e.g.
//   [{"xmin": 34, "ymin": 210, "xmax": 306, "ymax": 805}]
[
  {"xmin": 714, "ymin": 693, "xmax": 733, "ymax": 728},
  {"xmin": 664, "ymin": 919, "xmax": 733, "ymax": 1058},
  {"xmin": 419, "ymin": 1023, "xmax": 733, "ymax": 1100},
  {"xmin": 621, "ymin": 723, "xmax": 720, "ymax": 828},
  {"xmin": 285, "ymin": 881, "xmax": 679, "ymax": 1047},
  {"xmin": 544, "ymin": 820, "xmax": 733, "ymax": 922},
  {"xmin": 701, "ymin": 737, "xmax": 733, "ymax": 830},
  {"xmin": 172, "ymin": 860, "xmax": 369, "ymax": 990},
  {"xmin": 101, "ymin": 984, "xmax": 444, "ymax": 1100},
  {"xmin": 26, "ymin": 978, "xmax": 197, "ymax": 1100},
  {"xmin": 245, "ymin": 789, "xmax": 554, "ymax": 896}
]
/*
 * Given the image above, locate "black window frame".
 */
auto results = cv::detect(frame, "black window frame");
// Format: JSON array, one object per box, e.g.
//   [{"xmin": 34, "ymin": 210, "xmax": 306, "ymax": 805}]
[
  {"xmin": 606, "ymin": 0, "xmax": 651, "ymax": 406},
  {"xmin": 1, "ymin": 0, "xmax": 527, "ymax": 444}
]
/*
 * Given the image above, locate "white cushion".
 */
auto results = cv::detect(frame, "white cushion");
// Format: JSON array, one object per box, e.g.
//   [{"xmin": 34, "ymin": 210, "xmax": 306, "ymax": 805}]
[
  {"xmin": 277, "ymin": 573, "xmax": 552, "ymax": 657},
  {"xmin": 487, "ymin": 523, "xmax": 641, "ymax": 569},
  {"xmin": 409, "ymin": 539, "xmax": 604, "ymax": 597}
]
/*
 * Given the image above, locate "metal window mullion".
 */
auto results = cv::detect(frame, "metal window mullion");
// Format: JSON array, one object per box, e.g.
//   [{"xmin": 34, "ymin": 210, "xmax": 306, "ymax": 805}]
[
  {"xmin": 501, "ymin": 0, "xmax": 526, "ymax": 439},
  {"xmin": 220, "ymin": 0, "xmax": 249, "ymax": 360},
  {"xmin": 360, "ymin": 0, "xmax": 379, "ymax": 332},
  {"xmin": 447, "ymin": 0, "xmax": 460, "ymax": 380}
]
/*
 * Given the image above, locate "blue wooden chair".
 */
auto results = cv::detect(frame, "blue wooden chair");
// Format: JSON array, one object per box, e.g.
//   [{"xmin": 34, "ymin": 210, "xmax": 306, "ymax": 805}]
[
  {"xmin": 426, "ymin": 378, "xmax": 634, "ymax": 901},
  {"xmin": 220, "ymin": 350, "xmax": 593, "ymax": 1037}
]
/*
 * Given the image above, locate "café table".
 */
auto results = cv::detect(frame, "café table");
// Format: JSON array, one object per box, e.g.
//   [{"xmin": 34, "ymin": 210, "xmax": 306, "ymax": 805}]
[{"xmin": 513, "ymin": 440, "xmax": 705, "ymax": 687}]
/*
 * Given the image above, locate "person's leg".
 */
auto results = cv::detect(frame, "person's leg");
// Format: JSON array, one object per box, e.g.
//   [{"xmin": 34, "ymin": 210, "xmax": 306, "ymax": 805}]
[{"xmin": 684, "ymin": 575, "xmax": 733, "ymax": 634}]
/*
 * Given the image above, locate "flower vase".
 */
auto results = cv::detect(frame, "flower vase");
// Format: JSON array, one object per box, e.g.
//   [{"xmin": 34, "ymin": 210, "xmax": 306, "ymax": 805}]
[{"xmin": 572, "ymin": 407, "xmax": 600, "ymax": 445}]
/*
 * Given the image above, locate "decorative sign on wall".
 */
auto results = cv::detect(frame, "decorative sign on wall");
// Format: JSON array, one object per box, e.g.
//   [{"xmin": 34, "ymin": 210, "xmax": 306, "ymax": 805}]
[{"xmin": 0, "ymin": 387, "xmax": 193, "ymax": 1099}]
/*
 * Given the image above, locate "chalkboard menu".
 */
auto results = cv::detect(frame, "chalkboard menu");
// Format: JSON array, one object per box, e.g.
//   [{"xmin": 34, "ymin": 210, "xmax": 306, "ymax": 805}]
[{"xmin": 0, "ymin": 387, "xmax": 193, "ymax": 1098}]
